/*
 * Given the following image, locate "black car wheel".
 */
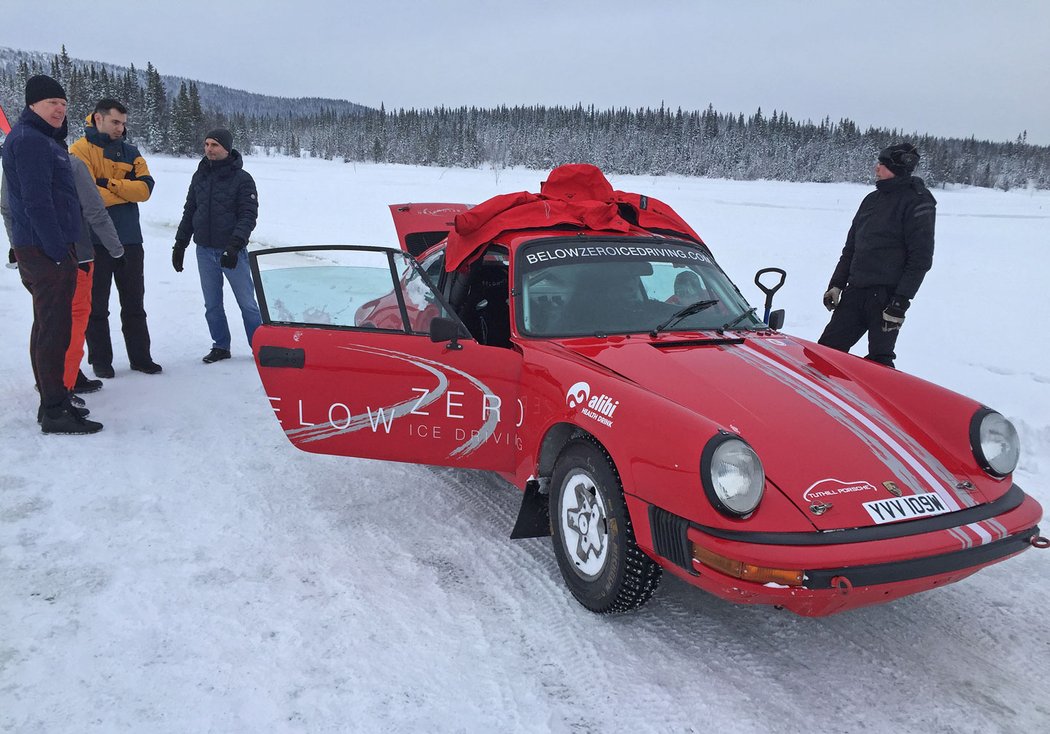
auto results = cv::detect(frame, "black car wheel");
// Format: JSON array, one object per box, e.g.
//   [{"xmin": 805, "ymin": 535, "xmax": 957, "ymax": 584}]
[{"xmin": 549, "ymin": 439, "xmax": 661, "ymax": 613}]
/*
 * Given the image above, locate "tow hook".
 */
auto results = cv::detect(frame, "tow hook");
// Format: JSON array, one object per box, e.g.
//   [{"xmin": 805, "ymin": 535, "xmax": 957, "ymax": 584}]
[
  {"xmin": 1031, "ymin": 535, "xmax": 1050, "ymax": 549},
  {"xmin": 831, "ymin": 576, "xmax": 853, "ymax": 595}
]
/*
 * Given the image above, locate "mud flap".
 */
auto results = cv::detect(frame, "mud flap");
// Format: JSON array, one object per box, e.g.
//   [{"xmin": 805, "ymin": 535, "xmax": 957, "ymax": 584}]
[{"xmin": 510, "ymin": 480, "xmax": 551, "ymax": 539}]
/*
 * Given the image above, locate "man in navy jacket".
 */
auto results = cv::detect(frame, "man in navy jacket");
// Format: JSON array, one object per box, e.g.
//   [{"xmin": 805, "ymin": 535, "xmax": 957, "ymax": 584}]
[{"xmin": 1, "ymin": 75, "xmax": 102, "ymax": 434}]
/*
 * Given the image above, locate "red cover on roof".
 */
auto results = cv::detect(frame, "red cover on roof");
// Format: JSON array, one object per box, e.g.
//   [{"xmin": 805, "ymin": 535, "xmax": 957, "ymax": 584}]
[{"xmin": 444, "ymin": 164, "xmax": 704, "ymax": 271}]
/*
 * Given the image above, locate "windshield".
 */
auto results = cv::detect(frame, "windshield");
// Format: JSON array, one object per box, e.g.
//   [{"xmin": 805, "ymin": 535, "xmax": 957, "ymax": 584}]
[{"xmin": 517, "ymin": 238, "xmax": 760, "ymax": 337}]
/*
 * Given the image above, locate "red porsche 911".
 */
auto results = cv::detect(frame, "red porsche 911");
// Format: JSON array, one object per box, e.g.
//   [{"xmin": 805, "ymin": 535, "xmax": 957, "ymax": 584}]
[{"xmin": 249, "ymin": 164, "xmax": 1045, "ymax": 616}]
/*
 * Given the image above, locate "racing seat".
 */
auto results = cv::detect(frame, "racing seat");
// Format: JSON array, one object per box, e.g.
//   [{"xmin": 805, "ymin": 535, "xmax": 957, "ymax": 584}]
[{"xmin": 458, "ymin": 259, "xmax": 511, "ymax": 348}]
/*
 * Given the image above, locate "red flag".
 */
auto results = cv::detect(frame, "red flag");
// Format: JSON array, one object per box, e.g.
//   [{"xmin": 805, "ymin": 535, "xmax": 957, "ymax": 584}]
[{"xmin": 0, "ymin": 102, "xmax": 10, "ymax": 135}]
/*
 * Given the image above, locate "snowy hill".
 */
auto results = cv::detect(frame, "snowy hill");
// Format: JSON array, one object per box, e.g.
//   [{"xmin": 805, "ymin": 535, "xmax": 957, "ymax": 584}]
[
  {"xmin": 0, "ymin": 46, "xmax": 372, "ymax": 119},
  {"xmin": 1, "ymin": 156, "xmax": 1048, "ymax": 732}
]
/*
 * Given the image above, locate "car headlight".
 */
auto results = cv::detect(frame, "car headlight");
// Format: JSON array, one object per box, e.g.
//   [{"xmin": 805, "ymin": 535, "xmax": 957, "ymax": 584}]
[
  {"xmin": 970, "ymin": 408, "xmax": 1020, "ymax": 478},
  {"xmin": 701, "ymin": 433, "xmax": 765, "ymax": 517}
]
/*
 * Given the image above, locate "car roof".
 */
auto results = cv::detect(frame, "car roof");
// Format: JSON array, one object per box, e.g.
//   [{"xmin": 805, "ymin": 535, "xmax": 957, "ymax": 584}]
[{"xmin": 443, "ymin": 164, "xmax": 704, "ymax": 271}]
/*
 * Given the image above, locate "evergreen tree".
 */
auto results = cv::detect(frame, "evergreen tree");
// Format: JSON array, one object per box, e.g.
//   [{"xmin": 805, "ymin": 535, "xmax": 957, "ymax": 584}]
[
  {"xmin": 170, "ymin": 81, "xmax": 193, "ymax": 154},
  {"xmin": 141, "ymin": 62, "xmax": 168, "ymax": 151}
]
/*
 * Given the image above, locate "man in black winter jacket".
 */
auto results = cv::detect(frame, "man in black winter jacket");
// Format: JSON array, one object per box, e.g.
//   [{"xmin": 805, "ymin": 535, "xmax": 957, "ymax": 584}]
[
  {"xmin": 818, "ymin": 143, "xmax": 936, "ymax": 368},
  {"xmin": 172, "ymin": 129, "xmax": 262, "ymax": 364}
]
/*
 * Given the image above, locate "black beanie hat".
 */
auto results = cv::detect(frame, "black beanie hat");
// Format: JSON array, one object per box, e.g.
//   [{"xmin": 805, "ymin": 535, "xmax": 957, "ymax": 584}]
[
  {"xmin": 25, "ymin": 75, "xmax": 67, "ymax": 106},
  {"xmin": 878, "ymin": 143, "xmax": 920, "ymax": 176},
  {"xmin": 205, "ymin": 128, "xmax": 233, "ymax": 152}
]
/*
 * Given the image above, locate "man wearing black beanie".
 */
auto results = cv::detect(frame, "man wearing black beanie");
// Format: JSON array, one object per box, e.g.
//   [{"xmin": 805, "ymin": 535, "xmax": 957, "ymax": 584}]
[
  {"xmin": 1, "ymin": 75, "xmax": 103, "ymax": 433},
  {"xmin": 172, "ymin": 128, "xmax": 262, "ymax": 364},
  {"xmin": 818, "ymin": 142, "xmax": 936, "ymax": 368}
]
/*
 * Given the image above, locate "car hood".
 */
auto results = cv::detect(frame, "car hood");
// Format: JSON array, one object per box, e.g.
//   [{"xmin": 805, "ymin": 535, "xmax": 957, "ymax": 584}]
[{"xmin": 557, "ymin": 332, "xmax": 993, "ymax": 531}]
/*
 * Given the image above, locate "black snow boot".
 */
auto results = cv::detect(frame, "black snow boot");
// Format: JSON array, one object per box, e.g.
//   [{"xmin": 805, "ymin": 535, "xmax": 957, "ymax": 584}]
[
  {"xmin": 202, "ymin": 348, "xmax": 231, "ymax": 364},
  {"xmin": 39, "ymin": 402, "xmax": 102, "ymax": 435},
  {"xmin": 74, "ymin": 369, "xmax": 104, "ymax": 394}
]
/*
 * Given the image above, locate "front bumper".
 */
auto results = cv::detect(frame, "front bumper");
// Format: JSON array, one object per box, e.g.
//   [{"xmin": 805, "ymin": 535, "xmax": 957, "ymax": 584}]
[{"xmin": 639, "ymin": 486, "xmax": 1044, "ymax": 616}]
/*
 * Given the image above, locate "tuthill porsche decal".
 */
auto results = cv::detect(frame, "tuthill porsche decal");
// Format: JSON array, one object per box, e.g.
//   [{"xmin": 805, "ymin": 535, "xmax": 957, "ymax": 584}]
[
  {"xmin": 802, "ymin": 478, "xmax": 878, "ymax": 503},
  {"xmin": 565, "ymin": 381, "xmax": 620, "ymax": 428},
  {"xmin": 271, "ymin": 345, "xmax": 522, "ymax": 457}
]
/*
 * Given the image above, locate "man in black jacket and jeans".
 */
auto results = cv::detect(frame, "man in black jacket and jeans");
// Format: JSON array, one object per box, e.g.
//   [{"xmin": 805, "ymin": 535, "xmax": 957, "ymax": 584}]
[
  {"xmin": 818, "ymin": 143, "xmax": 936, "ymax": 368},
  {"xmin": 172, "ymin": 129, "xmax": 262, "ymax": 364}
]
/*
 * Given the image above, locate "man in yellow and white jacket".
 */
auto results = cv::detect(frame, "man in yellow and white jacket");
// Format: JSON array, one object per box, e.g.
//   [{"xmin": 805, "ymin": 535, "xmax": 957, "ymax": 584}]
[{"xmin": 70, "ymin": 98, "xmax": 161, "ymax": 378}]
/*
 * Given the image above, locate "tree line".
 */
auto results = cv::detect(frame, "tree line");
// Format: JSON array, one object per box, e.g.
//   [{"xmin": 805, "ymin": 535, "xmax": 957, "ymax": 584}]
[{"xmin": 2, "ymin": 47, "xmax": 1047, "ymax": 190}]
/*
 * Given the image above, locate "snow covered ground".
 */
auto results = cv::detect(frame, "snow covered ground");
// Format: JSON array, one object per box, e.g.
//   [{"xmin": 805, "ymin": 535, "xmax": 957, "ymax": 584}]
[{"xmin": 2, "ymin": 155, "xmax": 1048, "ymax": 733}]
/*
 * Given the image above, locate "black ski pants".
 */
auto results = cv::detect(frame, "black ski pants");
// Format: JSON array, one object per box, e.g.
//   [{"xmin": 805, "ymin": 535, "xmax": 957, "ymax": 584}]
[
  {"xmin": 15, "ymin": 245, "xmax": 78, "ymax": 410},
  {"xmin": 818, "ymin": 285, "xmax": 900, "ymax": 368},
  {"xmin": 87, "ymin": 243, "xmax": 153, "ymax": 368}
]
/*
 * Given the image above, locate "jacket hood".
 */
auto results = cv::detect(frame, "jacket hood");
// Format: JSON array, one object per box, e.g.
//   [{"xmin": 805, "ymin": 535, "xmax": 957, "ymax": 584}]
[{"xmin": 556, "ymin": 333, "xmax": 996, "ymax": 531}]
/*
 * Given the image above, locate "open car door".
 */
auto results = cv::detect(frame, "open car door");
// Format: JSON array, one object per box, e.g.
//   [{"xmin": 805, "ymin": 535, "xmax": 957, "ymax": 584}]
[
  {"xmin": 249, "ymin": 245, "xmax": 521, "ymax": 472},
  {"xmin": 388, "ymin": 203, "xmax": 470, "ymax": 256}
]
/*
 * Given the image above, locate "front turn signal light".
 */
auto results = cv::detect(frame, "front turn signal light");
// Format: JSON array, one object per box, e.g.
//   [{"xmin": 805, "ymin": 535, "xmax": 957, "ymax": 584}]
[{"xmin": 692, "ymin": 544, "xmax": 805, "ymax": 587}]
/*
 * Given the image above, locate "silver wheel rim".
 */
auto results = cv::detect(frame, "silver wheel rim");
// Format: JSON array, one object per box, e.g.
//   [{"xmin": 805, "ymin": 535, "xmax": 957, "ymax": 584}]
[{"xmin": 558, "ymin": 468, "xmax": 609, "ymax": 580}]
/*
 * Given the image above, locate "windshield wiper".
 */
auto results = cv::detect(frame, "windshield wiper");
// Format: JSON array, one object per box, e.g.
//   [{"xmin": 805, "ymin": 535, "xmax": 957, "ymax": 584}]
[
  {"xmin": 650, "ymin": 299, "xmax": 721, "ymax": 337},
  {"xmin": 719, "ymin": 307, "xmax": 758, "ymax": 332}
]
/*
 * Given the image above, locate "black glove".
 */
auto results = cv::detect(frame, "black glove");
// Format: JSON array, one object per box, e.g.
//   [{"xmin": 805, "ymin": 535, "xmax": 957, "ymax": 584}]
[
  {"xmin": 881, "ymin": 295, "xmax": 910, "ymax": 332},
  {"xmin": 78, "ymin": 261, "xmax": 91, "ymax": 273},
  {"xmin": 220, "ymin": 244, "xmax": 241, "ymax": 269},
  {"xmin": 95, "ymin": 178, "xmax": 109, "ymax": 189},
  {"xmin": 6, "ymin": 248, "xmax": 16, "ymax": 270},
  {"xmin": 172, "ymin": 244, "xmax": 187, "ymax": 273},
  {"xmin": 111, "ymin": 254, "xmax": 126, "ymax": 271},
  {"xmin": 822, "ymin": 286, "xmax": 842, "ymax": 312}
]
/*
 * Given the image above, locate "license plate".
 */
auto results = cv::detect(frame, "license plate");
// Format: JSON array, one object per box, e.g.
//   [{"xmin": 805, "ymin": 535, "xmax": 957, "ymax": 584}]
[{"xmin": 863, "ymin": 493, "xmax": 950, "ymax": 525}]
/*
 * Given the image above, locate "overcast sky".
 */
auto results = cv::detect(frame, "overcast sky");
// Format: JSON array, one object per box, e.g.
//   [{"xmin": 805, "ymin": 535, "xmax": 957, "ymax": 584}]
[{"xmin": 2, "ymin": 0, "xmax": 1048, "ymax": 144}]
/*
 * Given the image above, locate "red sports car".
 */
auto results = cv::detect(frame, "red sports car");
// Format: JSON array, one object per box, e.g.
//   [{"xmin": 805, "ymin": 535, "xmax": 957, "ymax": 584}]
[{"xmin": 249, "ymin": 164, "xmax": 1045, "ymax": 616}]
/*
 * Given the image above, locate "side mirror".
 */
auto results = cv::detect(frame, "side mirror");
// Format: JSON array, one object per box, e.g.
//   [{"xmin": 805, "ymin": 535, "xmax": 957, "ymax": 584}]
[
  {"xmin": 768, "ymin": 309, "xmax": 785, "ymax": 330},
  {"xmin": 429, "ymin": 316, "xmax": 464, "ymax": 350}
]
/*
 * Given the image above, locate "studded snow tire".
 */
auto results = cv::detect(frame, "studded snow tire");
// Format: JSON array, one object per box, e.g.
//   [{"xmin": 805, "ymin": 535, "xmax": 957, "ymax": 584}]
[{"xmin": 549, "ymin": 438, "xmax": 662, "ymax": 613}]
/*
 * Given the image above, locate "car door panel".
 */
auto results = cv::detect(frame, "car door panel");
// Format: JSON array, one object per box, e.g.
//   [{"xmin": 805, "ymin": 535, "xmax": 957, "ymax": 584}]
[{"xmin": 250, "ymin": 245, "xmax": 521, "ymax": 472}]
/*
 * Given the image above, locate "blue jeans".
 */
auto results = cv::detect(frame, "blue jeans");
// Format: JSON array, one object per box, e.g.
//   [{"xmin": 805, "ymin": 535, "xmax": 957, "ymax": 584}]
[{"xmin": 195, "ymin": 246, "xmax": 263, "ymax": 352}]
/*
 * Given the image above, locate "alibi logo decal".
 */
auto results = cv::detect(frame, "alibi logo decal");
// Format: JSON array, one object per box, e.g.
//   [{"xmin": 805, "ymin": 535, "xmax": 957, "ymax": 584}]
[{"xmin": 566, "ymin": 381, "xmax": 619, "ymax": 428}]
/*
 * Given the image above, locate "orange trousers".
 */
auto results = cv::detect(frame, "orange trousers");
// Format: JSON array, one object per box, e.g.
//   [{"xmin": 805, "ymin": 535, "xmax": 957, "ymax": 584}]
[{"xmin": 65, "ymin": 263, "xmax": 93, "ymax": 390}]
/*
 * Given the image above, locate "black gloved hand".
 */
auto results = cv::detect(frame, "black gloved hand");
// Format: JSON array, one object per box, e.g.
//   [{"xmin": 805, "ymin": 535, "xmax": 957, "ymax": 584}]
[
  {"xmin": 6, "ymin": 248, "xmax": 17, "ymax": 270},
  {"xmin": 95, "ymin": 178, "xmax": 109, "ymax": 189},
  {"xmin": 881, "ymin": 295, "xmax": 910, "ymax": 332},
  {"xmin": 172, "ymin": 244, "xmax": 187, "ymax": 273},
  {"xmin": 78, "ymin": 261, "xmax": 91, "ymax": 273},
  {"xmin": 111, "ymin": 254, "xmax": 126, "ymax": 271},
  {"xmin": 822, "ymin": 286, "xmax": 842, "ymax": 312},
  {"xmin": 220, "ymin": 241, "xmax": 244, "ymax": 273}
]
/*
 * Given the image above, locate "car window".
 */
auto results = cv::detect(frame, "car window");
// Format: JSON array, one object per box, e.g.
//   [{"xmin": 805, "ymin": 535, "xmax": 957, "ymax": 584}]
[
  {"xmin": 419, "ymin": 249, "xmax": 446, "ymax": 285},
  {"xmin": 253, "ymin": 246, "xmax": 454, "ymax": 333},
  {"xmin": 517, "ymin": 238, "xmax": 758, "ymax": 336}
]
